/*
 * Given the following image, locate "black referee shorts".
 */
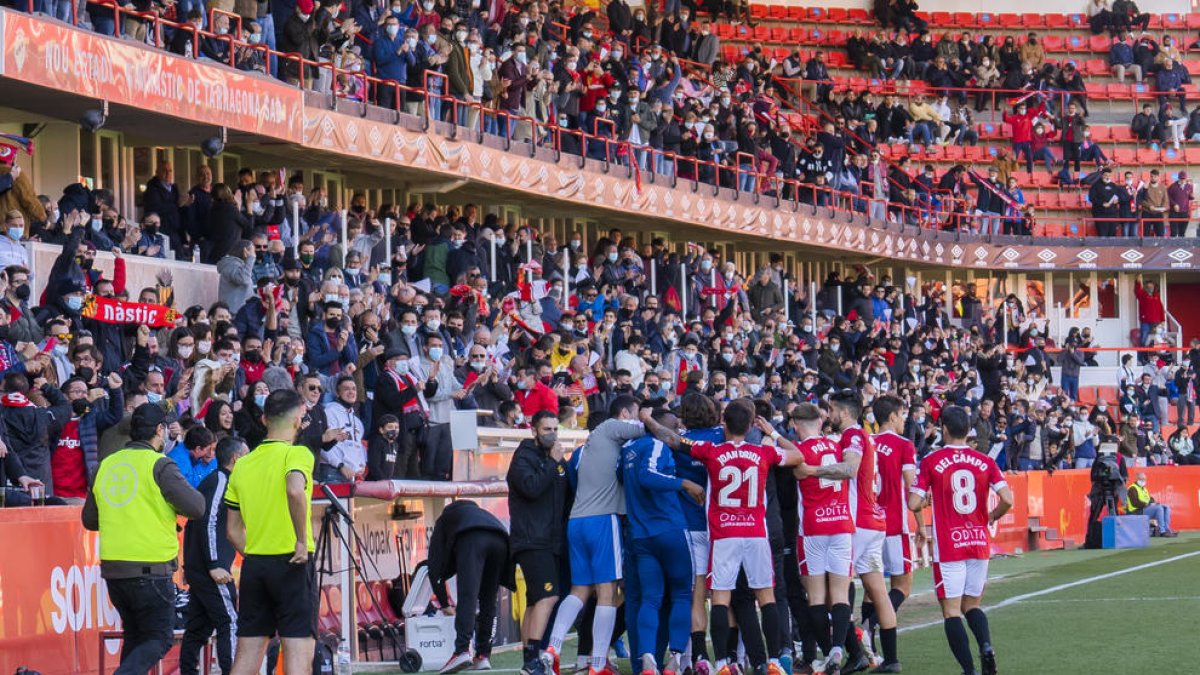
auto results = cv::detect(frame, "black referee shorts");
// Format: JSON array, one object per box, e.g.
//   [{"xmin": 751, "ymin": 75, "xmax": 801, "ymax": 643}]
[
  {"xmin": 515, "ymin": 550, "xmax": 561, "ymax": 604},
  {"xmin": 238, "ymin": 554, "xmax": 317, "ymax": 639}
]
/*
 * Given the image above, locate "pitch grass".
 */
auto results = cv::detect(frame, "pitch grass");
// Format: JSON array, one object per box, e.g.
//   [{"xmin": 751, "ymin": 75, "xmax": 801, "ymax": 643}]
[{"xmin": 388, "ymin": 534, "xmax": 1200, "ymax": 675}]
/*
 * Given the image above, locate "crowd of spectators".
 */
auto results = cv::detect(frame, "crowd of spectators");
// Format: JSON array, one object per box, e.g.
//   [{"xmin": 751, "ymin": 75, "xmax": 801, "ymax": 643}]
[
  {"xmin": 3, "ymin": 156, "xmax": 1200, "ymax": 508},
  {"xmin": 7, "ymin": 0, "xmax": 1200, "ymax": 237}
]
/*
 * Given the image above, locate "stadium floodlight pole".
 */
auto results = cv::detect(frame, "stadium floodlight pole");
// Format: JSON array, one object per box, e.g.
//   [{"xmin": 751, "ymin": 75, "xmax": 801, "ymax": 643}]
[
  {"xmin": 810, "ymin": 280, "xmax": 817, "ymax": 329},
  {"xmin": 784, "ymin": 277, "xmax": 790, "ymax": 324},
  {"xmin": 291, "ymin": 199, "xmax": 300, "ymax": 258},
  {"xmin": 384, "ymin": 218, "xmax": 393, "ymax": 271},
  {"xmin": 680, "ymin": 260, "xmax": 688, "ymax": 323},
  {"xmin": 489, "ymin": 236, "xmax": 497, "ymax": 283},
  {"xmin": 562, "ymin": 247, "xmax": 569, "ymax": 306}
]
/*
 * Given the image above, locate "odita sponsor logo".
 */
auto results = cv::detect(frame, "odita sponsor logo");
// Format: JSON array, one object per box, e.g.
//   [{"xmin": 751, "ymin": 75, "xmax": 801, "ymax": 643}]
[{"xmin": 50, "ymin": 563, "xmax": 120, "ymax": 633}]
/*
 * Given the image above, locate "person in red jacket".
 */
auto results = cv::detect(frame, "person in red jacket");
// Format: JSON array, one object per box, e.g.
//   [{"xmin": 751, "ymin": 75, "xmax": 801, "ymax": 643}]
[
  {"xmin": 513, "ymin": 365, "xmax": 559, "ymax": 420},
  {"xmin": 1134, "ymin": 275, "xmax": 1165, "ymax": 355},
  {"xmin": 1002, "ymin": 100, "xmax": 1045, "ymax": 174}
]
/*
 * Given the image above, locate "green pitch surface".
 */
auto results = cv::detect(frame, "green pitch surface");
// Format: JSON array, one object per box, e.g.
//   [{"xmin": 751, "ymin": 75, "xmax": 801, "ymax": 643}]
[{"xmin": 390, "ymin": 534, "xmax": 1200, "ymax": 675}]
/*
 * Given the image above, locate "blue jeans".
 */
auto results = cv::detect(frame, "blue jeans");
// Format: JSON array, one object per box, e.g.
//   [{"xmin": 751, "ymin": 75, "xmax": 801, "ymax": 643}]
[
  {"xmin": 1033, "ymin": 147, "xmax": 1057, "ymax": 173},
  {"xmin": 1139, "ymin": 321, "xmax": 1154, "ymax": 347},
  {"xmin": 91, "ymin": 13, "xmax": 115, "ymax": 35},
  {"xmin": 256, "ymin": 13, "xmax": 277, "ymax": 75},
  {"xmin": 1080, "ymin": 144, "xmax": 1108, "ymax": 166},
  {"xmin": 909, "ymin": 121, "xmax": 933, "ymax": 146},
  {"xmin": 1018, "ymin": 458, "xmax": 1042, "ymax": 471},
  {"xmin": 654, "ymin": 151, "xmax": 674, "ymax": 177},
  {"xmin": 1144, "ymin": 502, "xmax": 1172, "ymax": 532},
  {"xmin": 1014, "ymin": 142, "xmax": 1033, "ymax": 173},
  {"xmin": 738, "ymin": 164, "xmax": 756, "ymax": 193},
  {"xmin": 1061, "ymin": 374, "xmax": 1080, "ymax": 401},
  {"xmin": 1075, "ymin": 458, "xmax": 1095, "ymax": 469}
]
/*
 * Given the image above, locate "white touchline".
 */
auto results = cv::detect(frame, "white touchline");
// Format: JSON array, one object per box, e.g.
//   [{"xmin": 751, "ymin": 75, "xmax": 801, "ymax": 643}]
[{"xmin": 898, "ymin": 549, "xmax": 1200, "ymax": 634}]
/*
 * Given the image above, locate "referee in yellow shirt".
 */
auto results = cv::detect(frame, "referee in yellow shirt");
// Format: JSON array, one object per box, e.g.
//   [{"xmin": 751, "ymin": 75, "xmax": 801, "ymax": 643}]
[{"xmin": 225, "ymin": 389, "xmax": 317, "ymax": 675}]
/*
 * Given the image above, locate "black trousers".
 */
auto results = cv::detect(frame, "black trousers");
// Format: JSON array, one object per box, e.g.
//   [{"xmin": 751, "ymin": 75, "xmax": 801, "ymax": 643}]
[
  {"xmin": 108, "ymin": 575, "xmax": 177, "ymax": 675},
  {"xmin": 181, "ymin": 571, "xmax": 239, "ymax": 675},
  {"xmin": 451, "ymin": 530, "xmax": 508, "ymax": 655}
]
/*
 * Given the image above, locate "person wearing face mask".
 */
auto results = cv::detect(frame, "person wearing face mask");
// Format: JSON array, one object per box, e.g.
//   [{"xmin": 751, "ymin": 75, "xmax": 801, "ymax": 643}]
[
  {"xmin": 279, "ymin": 0, "xmax": 319, "ymax": 86},
  {"xmin": 419, "ymin": 335, "xmax": 462, "ymax": 480},
  {"xmin": 305, "ymin": 302, "xmax": 358, "ymax": 378},
  {"xmin": 506, "ymin": 409, "xmax": 569, "ymax": 675},
  {"xmin": 372, "ymin": 350, "xmax": 431, "ymax": 478},
  {"xmin": 217, "ymin": 240, "xmax": 257, "ymax": 315},
  {"xmin": 456, "ymin": 349, "xmax": 513, "ymax": 420},
  {"xmin": 1126, "ymin": 472, "xmax": 1177, "ymax": 536},
  {"xmin": 374, "ymin": 17, "xmax": 417, "ymax": 111},
  {"xmin": 445, "ymin": 22, "xmax": 477, "ymax": 127}
]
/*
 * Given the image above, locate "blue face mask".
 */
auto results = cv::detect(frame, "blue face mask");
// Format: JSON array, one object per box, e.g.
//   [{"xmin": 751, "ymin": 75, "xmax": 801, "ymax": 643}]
[
  {"xmin": 428, "ymin": 347, "xmax": 444, "ymax": 361},
  {"xmin": 146, "ymin": 391, "xmax": 163, "ymax": 404},
  {"xmin": 7, "ymin": 227, "xmax": 22, "ymax": 241},
  {"xmin": 91, "ymin": 218, "xmax": 103, "ymax": 232},
  {"xmin": 66, "ymin": 295, "xmax": 83, "ymax": 311},
  {"xmin": 607, "ymin": 252, "xmax": 618, "ymax": 263},
  {"xmin": 254, "ymin": 393, "xmax": 268, "ymax": 408}
]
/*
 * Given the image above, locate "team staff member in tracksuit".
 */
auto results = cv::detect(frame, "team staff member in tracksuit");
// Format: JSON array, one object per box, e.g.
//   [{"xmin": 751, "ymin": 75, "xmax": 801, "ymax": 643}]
[
  {"xmin": 82, "ymin": 404, "xmax": 205, "ymax": 675},
  {"xmin": 226, "ymin": 390, "xmax": 318, "ymax": 675},
  {"xmin": 507, "ymin": 410, "xmax": 569, "ymax": 675},
  {"xmin": 181, "ymin": 437, "xmax": 250, "ymax": 675},
  {"xmin": 427, "ymin": 499, "xmax": 515, "ymax": 674},
  {"xmin": 622, "ymin": 408, "xmax": 705, "ymax": 675}
]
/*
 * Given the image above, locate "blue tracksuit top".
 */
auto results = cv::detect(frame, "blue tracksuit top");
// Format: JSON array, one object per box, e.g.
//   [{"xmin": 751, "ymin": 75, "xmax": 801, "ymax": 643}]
[
  {"xmin": 622, "ymin": 435, "xmax": 686, "ymax": 540},
  {"xmin": 676, "ymin": 426, "xmax": 724, "ymax": 531}
]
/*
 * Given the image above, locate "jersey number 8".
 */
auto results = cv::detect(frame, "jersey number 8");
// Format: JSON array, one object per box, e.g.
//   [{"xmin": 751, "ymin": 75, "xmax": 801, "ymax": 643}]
[{"xmin": 950, "ymin": 469, "xmax": 977, "ymax": 515}]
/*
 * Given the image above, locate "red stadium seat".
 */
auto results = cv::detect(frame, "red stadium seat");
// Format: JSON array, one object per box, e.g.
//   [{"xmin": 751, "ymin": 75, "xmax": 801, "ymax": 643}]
[
  {"xmin": 1089, "ymin": 125, "xmax": 1111, "ymax": 142},
  {"xmin": 768, "ymin": 5, "xmax": 786, "ymax": 20},
  {"xmin": 787, "ymin": 6, "xmax": 805, "ymax": 20},
  {"xmin": 964, "ymin": 145, "xmax": 987, "ymax": 161},
  {"xmin": 977, "ymin": 13, "xmax": 994, "ymax": 27},
  {"xmin": 1021, "ymin": 14, "xmax": 1046, "ymax": 28},
  {"xmin": 749, "ymin": 4, "xmax": 767, "ymax": 19},
  {"xmin": 1135, "ymin": 147, "xmax": 1161, "ymax": 164},
  {"xmin": 930, "ymin": 11, "xmax": 952, "ymax": 26},
  {"xmin": 1188, "ymin": 13, "xmax": 1200, "ymax": 29},
  {"xmin": 716, "ymin": 23, "xmax": 734, "ymax": 39},
  {"xmin": 1113, "ymin": 147, "xmax": 1137, "ymax": 164},
  {"xmin": 942, "ymin": 145, "xmax": 964, "ymax": 161},
  {"xmin": 1110, "ymin": 125, "xmax": 1134, "ymax": 142},
  {"xmin": 1066, "ymin": 35, "xmax": 1087, "ymax": 52},
  {"xmin": 1186, "ymin": 147, "xmax": 1200, "ymax": 164},
  {"xmin": 772, "ymin": 47, "xmax": 789, "ymax": 61},
  {"xmin": 998, "ymin": 13, "xmax": 1020, "ymax": 27},
  {"xmin": 1145, "ymin": 14, "xmax": 1162, "ymax": 29},
  {"xmin": 1088, "ymin": 35, "xmax": 1111, "ymax": 52},
  {"xmin": 788, "ymin": 27, "xmax": 807, "ymax": 42},
  {"xmin": 826, "ymin": 30, "xmax": 846, "ymax": 46},
  {"xmin": 1067, "ymin": 13, "xmax": 1085, "ymax": 27},
  {"xmin": 770, "ymin": 27, "xmax": 787, "ymax": 43},
  {"xmin": 953, "ymin": 12, "xmax": 975, "ymax": 27},
  {"xmin": 1030, "ymin": 172, "xmax": 1055, "ymax": 188},
  {"xmin": 753, "ymin": 25, "xmax": 770, "ymax": 41},
  {"xmin": 1041, "ymin": 35, "xmax": 1065, "ymax": 52},
  {"xmin": 828, "ymin": 7, "xmax": 848, "ymax": 21},
  {"xmin": 1046, "ymin": 14, "xmax": 1069, "ymax": 28},
  {"xmin": 847, "ymin": 8, "xmax": 870, "ymax": 23},
  {"xmin": 1084, "ymin": 82, "xmax": 1105, "ymax": 99},
  {"xmin": 808, "ymin": 6, "xmax": 825, "ymax": 21},
  {"xmin": 826, "ymin": 51, "xmax": 847, "ymax": 67},
  {"xmin": 1084, "ymin": 58, "xmax": 1107, "ymax": 76},
  {"xmin": 809, "ymin": 28, "xmax": 825, "ymax": 44},
  {"xmin": 1107, "ymin": 83, "xmax": 1133, "ymax": 99},
  {"xmin": 1163, "ymin": 147, "xmax": 1185, "ymax": 164},
  {"xmin": 1185, "ymin": 60, "xmax": 1200, "ymax": 77}
]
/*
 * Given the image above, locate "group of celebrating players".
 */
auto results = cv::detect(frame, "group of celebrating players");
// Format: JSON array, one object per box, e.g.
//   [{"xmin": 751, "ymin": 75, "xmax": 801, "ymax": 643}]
[{"xmin": 527, "ymin": 390, "xmax": 1013, "ymax": 675}]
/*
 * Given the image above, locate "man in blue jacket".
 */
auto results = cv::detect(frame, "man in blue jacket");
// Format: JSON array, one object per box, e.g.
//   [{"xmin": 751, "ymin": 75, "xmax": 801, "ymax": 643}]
[
  {"xmin": 374, "ymin": 17, "xmax": 416, "ymax": 111},
  {"xmin": 622, "ymin": 408, "xmax": 704, "ymax": 675},
  {"xmin": 306, "ymin": 301, "xmax": 358, "ymax": 378}
]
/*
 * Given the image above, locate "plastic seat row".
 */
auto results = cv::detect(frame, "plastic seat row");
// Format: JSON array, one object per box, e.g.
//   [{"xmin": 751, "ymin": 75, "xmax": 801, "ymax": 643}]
[{"xmin": 741, "ymin": 6, "xmax": 1200, "ymax": 31}]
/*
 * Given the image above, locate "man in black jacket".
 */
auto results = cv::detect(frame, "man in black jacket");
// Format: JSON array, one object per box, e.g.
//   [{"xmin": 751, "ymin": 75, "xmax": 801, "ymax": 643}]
[
  {"xmin": 506, "ymin": 410, "xmax": 568, "ymax": 675},
  {"xmin": 0, "ymin": 372, "xmax": 72, "ymax": 496},
  {"xmin": 427, "ymin": 499, "xmax": 514, "ymax": 673},
  {"xmin": 180, "ymin": 437, "xmax": 248, "ymax": 675}
]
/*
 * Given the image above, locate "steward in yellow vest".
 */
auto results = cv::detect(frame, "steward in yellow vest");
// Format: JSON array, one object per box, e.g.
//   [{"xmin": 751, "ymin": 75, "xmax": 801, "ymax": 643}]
[{"xmin": 82, "ymin": 403, "xmax": 204, "ymax": 675}]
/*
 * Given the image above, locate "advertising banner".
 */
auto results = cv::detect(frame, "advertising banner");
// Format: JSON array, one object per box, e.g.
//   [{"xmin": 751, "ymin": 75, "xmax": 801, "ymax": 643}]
[{"xmin": 1, "ymin": 11, "xmax": 303, "ymax": 142}]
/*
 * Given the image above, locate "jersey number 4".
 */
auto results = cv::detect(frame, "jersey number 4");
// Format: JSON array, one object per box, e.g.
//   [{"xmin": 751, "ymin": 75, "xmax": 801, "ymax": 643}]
[{"xmin": 717, "ymin": 466, "xmax": 760, "ymax": 507}]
